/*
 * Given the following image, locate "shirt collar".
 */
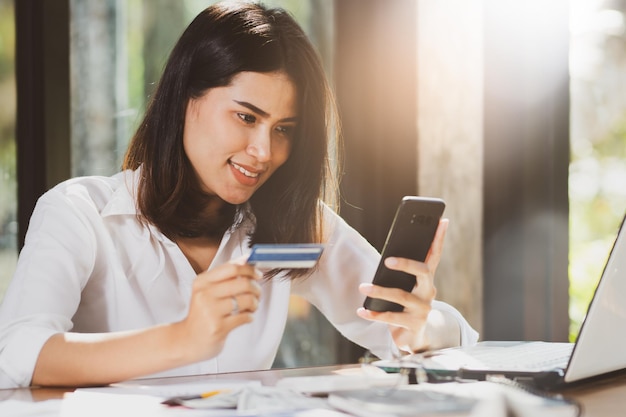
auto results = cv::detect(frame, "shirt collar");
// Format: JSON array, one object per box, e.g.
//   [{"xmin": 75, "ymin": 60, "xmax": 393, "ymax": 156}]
[
  {"xmin": 100, "ymin": 169, "xmax": 141, "ymax": 218},
  {"xmin": 99, "ymin": 168, "xmax": 255, "ymax": 243}
]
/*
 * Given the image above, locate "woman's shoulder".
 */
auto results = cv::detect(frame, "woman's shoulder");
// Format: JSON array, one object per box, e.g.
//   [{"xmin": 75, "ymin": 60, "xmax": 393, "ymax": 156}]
[{"xmin": 41, "ymin": 170, "xmax": 137, "ymax": 214}]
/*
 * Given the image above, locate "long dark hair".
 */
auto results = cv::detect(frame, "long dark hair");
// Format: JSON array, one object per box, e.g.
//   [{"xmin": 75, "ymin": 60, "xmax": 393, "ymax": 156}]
[{"xmin": 123, "ymin": 1, "xmax": 340, "ymax": 276}]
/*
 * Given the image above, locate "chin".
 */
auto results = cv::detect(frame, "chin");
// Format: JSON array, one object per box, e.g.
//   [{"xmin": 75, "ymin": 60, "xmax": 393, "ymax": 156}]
[
  {"xmin": 217, "ymin": 183, "xmax": 261, "ymax": 205},
  {"xmin": 220, "ymin": 193, "xmax": 253, "ymax": 206}
]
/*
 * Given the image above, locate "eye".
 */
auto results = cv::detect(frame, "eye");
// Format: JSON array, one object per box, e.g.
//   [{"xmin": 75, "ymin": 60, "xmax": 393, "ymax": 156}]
[
  {"xmin": 275, "ymin": 124, "xmax": 296, "ymax": 137},
  {"xmin": 237, "ymin": 113, "xmax": 256, "ymax": 124}
]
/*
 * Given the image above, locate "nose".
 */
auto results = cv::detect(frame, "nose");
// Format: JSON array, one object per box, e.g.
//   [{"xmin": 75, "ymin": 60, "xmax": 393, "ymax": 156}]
[{"xmin": 246, "ymin": 129, "xmax": 271, "ymax": 162}]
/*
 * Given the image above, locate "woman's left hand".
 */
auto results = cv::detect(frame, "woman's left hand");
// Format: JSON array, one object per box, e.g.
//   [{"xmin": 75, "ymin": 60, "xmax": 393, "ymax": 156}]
[{"xmin": 357, "ymin": 218, "xmax": 452, "ymax": 353}]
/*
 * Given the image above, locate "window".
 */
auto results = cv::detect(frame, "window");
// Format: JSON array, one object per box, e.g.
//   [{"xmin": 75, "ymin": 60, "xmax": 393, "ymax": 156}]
[
  {"xmin": 569, "ymin": 0, "xmax": 626, "ymax": 339},
  {"xmin": 70, "ymin": 0, "xmax": 334, "ymax": 178},
  {"xmin": 0, "ymin": 0, "xmax": 16, "ymax": 302}
]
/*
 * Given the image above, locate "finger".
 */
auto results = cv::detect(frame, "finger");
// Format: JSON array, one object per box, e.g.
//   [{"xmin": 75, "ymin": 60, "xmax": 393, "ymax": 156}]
[
  {"xmin": 197, "ymin": 263, "xmax": 262, "ymax": 284},
  {"xmin": 382, "ymin": 218, "xmax": 448, "ymax": 274},
  {"xmin": 359, "ymin": 282, "xmax": 428, "ymax": 310},
  {"xmin": 199, "ymin": 275, "xmax": 262, "ymax": 300},
  {"xmin": 357, "ymin": 306, "xmax": 409, "ymax": 328},
  {"xmin": 222, "ymin": 311, "xmax": 255, "ymax": 328},
  {"xmin": 380, "ymin": 257, "xmax": 437, "ymax": 302},
  {"xmin": 383, "ymin": 256, "xmax": 429, "ymax": 277},
  {"xmin": 356, "ymin": 307, "xmax": 427, "ymax": 330},
  {"xmin": 224, "ymin": 293, "xmax": 260, "ymax": 317}
]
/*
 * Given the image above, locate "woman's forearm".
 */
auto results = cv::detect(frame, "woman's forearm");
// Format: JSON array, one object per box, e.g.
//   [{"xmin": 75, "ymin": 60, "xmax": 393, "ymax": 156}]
[{"xmin": 32, "ymin": 322, "xmax": 191, "ymax": 387}]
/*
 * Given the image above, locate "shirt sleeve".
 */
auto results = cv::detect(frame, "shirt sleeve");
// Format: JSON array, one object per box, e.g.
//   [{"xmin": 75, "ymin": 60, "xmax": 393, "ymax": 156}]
[
  {"xmin": 291, "ymin": 204, "xmax": 479, "ymax": 359},
  {"xmin": 432, "ymin": 300, "xmax": 479, "ymax": 346},
  {"xmin": 0, "ymin": 187, "xmax": 97, "ymax": 388}
]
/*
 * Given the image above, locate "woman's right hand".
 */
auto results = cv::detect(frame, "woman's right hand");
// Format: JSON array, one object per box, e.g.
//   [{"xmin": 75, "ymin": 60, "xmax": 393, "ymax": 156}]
[
  {"xmin": 176, "ymin": 261, "xmax": 263, "ymax": 362},
  {"xmin": 32, "ymin": 261, "xmax": 263, "ymax": 387}
]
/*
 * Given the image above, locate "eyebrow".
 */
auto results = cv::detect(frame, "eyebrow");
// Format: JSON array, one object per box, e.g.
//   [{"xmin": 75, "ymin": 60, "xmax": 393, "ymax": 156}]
[{"xmin": 233, "ymin": 100, "xmax": 298, "ymax": 123}]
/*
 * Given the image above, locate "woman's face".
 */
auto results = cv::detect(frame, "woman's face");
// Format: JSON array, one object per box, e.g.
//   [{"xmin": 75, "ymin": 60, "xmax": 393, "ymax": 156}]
[{"xmin": 183, "ymin": 71, "xmax": 298, "ymax": 204}]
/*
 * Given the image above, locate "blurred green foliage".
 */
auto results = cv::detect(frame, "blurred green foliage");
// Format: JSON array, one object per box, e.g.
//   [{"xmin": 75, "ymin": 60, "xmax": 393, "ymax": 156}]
[
  {"xmin": 0, "ymin": 0, "xmax": 16, "ymax": 300},
  {"xmin": 569, "ymin": 116, "xmax": 626, "ymax": 341},
  {"xmin": 0, "ymin": 0, "xmax": 16, "ymax": 238}
]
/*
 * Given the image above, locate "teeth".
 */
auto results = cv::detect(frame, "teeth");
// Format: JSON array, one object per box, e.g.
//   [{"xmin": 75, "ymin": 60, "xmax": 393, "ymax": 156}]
[{"xmin": 231, "ymin": 161, "xmax": 259, "ymax": 178}]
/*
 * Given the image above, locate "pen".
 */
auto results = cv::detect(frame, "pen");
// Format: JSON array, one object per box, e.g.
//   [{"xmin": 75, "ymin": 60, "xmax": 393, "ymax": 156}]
[{"xmin": 161, "ymin": 389, "xmax": 228, "ymax": 405}]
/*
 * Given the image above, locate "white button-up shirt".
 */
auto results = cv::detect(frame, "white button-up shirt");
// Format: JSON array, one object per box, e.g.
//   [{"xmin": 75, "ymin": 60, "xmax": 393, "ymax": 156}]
[{"xmin": 0, "ymin": 169, "xmax": 478, "ymax": 388}]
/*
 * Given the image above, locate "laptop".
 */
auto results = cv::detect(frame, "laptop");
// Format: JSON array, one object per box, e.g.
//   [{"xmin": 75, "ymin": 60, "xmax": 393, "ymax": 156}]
[{"xmin": 375, "ymin": 213, "xmax": 626, "ymax": 390}]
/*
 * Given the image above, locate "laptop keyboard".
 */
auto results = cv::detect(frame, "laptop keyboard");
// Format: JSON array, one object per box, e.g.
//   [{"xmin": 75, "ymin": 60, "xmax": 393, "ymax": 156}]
[{"xmin": 461, "ymin": 342, "xmax": 574, "ymax": 371}]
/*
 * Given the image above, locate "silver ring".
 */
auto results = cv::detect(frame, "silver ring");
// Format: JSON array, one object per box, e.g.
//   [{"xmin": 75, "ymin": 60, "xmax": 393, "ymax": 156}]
[{"xmin": 231, "ymin": 296, "xmax": 239, "ymax": 315}]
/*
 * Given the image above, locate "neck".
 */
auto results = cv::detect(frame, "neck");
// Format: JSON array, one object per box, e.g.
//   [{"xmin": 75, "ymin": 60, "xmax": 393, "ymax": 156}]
[{"xmin": 175, "ymin": 235, "xmax": 221, "ymax": 274}]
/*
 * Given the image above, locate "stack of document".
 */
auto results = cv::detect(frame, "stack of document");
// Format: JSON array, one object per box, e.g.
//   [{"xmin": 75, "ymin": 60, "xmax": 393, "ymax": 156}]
[
  {"xmin": 327, "ymin": 380, "xmax": 580, "ymax": 417},
  {"xmin": 64, "ymin": 379, "xmax": 335, "ymax": 416}
]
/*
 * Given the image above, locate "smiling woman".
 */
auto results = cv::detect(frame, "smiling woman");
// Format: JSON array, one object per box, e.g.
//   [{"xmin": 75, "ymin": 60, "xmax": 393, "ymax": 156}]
[
  {"xmin": 0, "ymin": 1, "xmax": 478, "ymax": 389},
  {"xmin": 66, "ymin": 0, "xmax": 342, "ymax": 369}
]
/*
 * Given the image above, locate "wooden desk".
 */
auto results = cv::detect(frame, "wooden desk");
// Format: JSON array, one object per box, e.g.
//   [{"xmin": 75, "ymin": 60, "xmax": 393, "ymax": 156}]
[
  {"xmin": 1, "ymin": 364, "xmax": 360, "ymax": 402},
  {"xmin": 556, "ymin": 371, "xmax": 626, "ymax": 417},
  {"xmin": 4, "ymin": 364, "xmax": 626, "ymax": 416}
]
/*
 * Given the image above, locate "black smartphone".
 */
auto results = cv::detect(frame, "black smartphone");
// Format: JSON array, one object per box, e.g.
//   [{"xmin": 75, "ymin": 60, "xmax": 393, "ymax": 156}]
[{"xmin": 363, "ymin": 196, "xmax": 446, "ymax": 312}]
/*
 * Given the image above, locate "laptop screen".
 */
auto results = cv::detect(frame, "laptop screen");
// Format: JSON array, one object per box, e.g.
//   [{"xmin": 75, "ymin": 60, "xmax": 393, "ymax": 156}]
[{"xmin": 566, "ymin": 214, "xmax": 626, "ymax": 382}]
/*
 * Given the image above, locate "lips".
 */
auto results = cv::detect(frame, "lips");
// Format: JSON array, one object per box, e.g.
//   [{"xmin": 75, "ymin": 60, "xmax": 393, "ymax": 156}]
[
  {"xmin": 229, "ymin": 160, "xmax": 260, "ymax": 178},
  {"xmin": 228, "ymin": 160, "xmax": 265, "ymax": 188}
]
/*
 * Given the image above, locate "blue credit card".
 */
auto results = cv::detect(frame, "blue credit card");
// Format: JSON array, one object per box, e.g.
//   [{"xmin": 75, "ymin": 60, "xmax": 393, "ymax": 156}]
[{"xmin": 247, "ymin": 244, "xmax": 325, "ymax": 269}]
